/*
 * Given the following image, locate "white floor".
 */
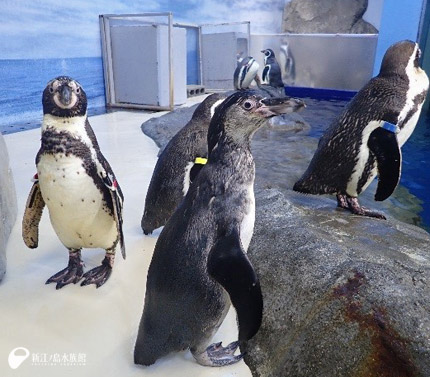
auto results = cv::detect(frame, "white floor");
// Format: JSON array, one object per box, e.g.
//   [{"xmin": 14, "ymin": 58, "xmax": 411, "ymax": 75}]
[{"xmin": 1, "ymin": 99, "xmax": 251, "ymax": 377}]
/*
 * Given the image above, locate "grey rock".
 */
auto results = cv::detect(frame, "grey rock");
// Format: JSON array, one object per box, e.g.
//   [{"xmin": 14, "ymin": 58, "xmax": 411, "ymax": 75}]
[
  {"xmin": 141, "ymin": 104, "xmax": 199, "ymax": 155},
  {"xmin": 0, "ymin": 134, "xmax": 17, "ymax": 282},
  {"xmin": 282, "ymin": 0, "xmax": 378, "ymax": 34},
  {"xmin": 243, "ymin": 186, "xmax": 430, "ymax": 376}
]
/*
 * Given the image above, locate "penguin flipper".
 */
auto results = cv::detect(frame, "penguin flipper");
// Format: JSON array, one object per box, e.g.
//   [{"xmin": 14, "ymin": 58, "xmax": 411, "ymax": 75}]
[
  {"xmin": 368, "ymin": 127, "xmax": 401, "ymax": 201},
  {"xmin": 207, "ymin": 229, "xmax": 263, "ymax": 341},
  {"xmin": 262, "ymin": 66, "xmax": 269, "ymax": 84},
  {"xmin": 101, "ymin": 172, "xmax": 126, "ymax": 259},
  {"xmin": 22, "ymin": 181, "xmax": 45, "ymax": 249}
]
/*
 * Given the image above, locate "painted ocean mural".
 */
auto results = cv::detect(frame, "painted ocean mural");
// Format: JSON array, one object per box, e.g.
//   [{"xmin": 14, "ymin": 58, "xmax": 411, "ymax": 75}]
[{"xmin": 0, "ymin": 57, "xmax": 106, "ymax": 134}]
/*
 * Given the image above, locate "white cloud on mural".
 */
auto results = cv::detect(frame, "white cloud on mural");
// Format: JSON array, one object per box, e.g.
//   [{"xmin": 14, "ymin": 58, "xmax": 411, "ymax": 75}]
[{"xmin": 0, "ymin": 0, "xmax": 285, "ymax": 59}]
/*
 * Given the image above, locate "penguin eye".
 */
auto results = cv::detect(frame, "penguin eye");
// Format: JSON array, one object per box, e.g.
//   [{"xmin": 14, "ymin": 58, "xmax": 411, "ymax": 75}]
[
  {"xmin": 243, "ymin": 100, "xmax": 254, "ymax": 110},
  {"xmin": 76, "ymin": 87, "xmax": 81, "ymax": 94},
  {"xmin": 49, "ymin": 87, "xmax": 54, "ymax": 94}
]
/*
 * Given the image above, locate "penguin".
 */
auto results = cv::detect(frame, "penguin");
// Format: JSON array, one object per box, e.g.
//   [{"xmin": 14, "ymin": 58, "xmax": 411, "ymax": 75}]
[
  {"xmin": 293, "ymin": 40, "xmax": 429, "ymax": 219},
  {"xmin": 141, "ymin": 93, "xmax": 227, "ymax": 235},
  {"xmin": 134, "ymin": 90, "xmax": 305, "ymax": 367},
  {"xmin": 261, "ymin": 48, "xmax": 284, "ymax": 88},
  {"xmin": 233, "ymin": 56, "xmax": 260, "ymax": 90},
  {"xmin": 22, "ymin": 76, "xmax": 125, "ymax": 289}
]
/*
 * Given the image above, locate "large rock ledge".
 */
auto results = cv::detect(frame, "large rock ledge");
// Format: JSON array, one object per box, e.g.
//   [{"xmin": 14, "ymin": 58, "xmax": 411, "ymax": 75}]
[
  {"xmin": 0, "ymin": 134, "xmax": 17, "ymax": 282},
  {"xmin": 244, "ymin": 186, "xmax": 430, "ymax": 376}
]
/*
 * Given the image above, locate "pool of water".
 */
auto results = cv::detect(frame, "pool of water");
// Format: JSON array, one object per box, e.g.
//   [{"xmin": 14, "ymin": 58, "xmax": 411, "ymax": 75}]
[{"xmin": 253, "ymin": 95, "xmax": 430, "ymax": 231}]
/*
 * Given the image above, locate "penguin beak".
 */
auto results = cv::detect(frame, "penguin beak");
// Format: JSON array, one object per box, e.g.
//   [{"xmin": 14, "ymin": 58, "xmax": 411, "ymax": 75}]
[
  {"xmin": 59, "ymin": 85, "xmax": 72, "ymax": 106},
  {"xmin": 255, "ymin": 97, "xmax": 306, "ymax": 118}
]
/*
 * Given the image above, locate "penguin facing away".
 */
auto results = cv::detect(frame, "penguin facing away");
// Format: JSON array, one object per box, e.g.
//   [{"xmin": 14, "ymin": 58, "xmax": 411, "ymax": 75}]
[
  {"xmin": 134, "ymin": 91, "xmax": 305, "ymax": 367},
  {"xmin": 233, "ymin": 56, "xmax": 260, "ymax": 90},
  {"xmin": 22, "ymin": 76, "xmax": 125, "ymax": 289},
  {"xmin": 293, "ymin": 40, "xmax": 429, "ymax": 218},
  {"xmin": 141, "ymin": 93, "xmax": 227, "ymax": 235},
  {"xmin": 261, "ymin": 48, "xmax": 284, "ymax": 88}
]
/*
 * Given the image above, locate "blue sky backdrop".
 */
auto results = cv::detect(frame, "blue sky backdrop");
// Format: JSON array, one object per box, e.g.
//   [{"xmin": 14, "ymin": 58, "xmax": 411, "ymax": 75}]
[{"xmin": 1, "ymin": 0, "xmax": 285, "ymax": 59}]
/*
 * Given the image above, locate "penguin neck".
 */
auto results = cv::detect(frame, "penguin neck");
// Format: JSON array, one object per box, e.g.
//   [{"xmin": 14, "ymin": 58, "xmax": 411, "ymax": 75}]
[
  {"xmin": 42, "ymin": 113, "xmax": 93, "ymax": 148},
  {"xmin": 209, "ymin": 132, "xmax": 253, "ymax": 166}
]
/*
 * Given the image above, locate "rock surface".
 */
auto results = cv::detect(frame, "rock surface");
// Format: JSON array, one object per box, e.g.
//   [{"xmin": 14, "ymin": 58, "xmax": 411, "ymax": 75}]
[
  {"xmin": 0, "ymin": 134, "xmax": 17, "ymax": 282},
  {"xmin": 243, "ymin": 187, "xmax": 430, "ymax": 377},
  {"xmin": 141, "ymin": 97, "xmax": 430, "ymax": 376},
  {"xmin": 282, "ymin": 0, "xmax": 378, "ymax": 34}
]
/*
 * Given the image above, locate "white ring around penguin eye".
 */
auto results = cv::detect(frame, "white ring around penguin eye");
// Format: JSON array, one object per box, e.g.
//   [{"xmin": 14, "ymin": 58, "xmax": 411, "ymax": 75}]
[
  {"xmin": 49, "ymin": 87, "xmax": 54, "ymax": 93},
  {"xmin": 243, "ymin": 100, "xmax": 254, "ymax": 110}
]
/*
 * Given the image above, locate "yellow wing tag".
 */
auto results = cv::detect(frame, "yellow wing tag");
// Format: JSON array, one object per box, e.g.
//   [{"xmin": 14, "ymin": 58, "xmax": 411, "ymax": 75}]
[{"xmin": 194, "ymin": 157, "xmax": 208, "ymax": 165}]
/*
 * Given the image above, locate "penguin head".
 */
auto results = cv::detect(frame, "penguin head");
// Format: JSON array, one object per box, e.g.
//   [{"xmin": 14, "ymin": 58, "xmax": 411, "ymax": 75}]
[
  {"xmin": 208, "ymin": 90, "xmax": 305, "ymax": 152},
  {"xmin": 379, "ymin": 40, "xmax": 423, "ymax": 77},
  {"xmin": 261, "ymin": 49, "xmax": 275, "ymax": 64},
  {"xmin": 42, "ymin": 76, "xmax": 87, "ymax": 117}
]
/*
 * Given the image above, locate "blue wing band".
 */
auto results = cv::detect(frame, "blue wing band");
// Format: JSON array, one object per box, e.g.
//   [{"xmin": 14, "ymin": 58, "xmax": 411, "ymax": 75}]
[{"xmin": 381, "ymin": 121, "xmax": 399, "ymax": 133}]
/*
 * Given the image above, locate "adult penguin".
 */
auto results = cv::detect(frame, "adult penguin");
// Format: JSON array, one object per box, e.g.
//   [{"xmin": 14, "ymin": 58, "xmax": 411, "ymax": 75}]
[
  {"xmin": 22, "ymin": 76, "xmax": 125, "ymax": 288},
  {"xmin": 261, "ymin": 48, "xmax": 284, "ymax": 88},
  {"xmin": 293, "ymin": 40, "xmax": 428, "ymax": 218},
  {"xmin": 134, "ymin": 91, "xmax": 305, "ymax": 366},
  {"xmin": 141, "ymin": 93, "xmax": 226, "ymax": 235}
]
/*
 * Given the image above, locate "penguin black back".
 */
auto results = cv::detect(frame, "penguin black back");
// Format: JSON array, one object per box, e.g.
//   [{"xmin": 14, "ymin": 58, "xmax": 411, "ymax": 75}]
[{"xmin": 141, "ymin": 93, "xmax": 227, "ymax": 234}]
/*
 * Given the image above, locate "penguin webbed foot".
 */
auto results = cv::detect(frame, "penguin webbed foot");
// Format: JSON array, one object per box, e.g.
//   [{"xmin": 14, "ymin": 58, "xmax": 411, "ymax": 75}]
[
  {"xmin": 81, "ymin": 254, "xmax": 113, "ymax": 288},
  {"xmin": 46, "ymin": 250, "xmax": 84, "ymax": 289},
  {"xmin": 192, "ymin": 341, "xmax": 243, "ymax": 367},
  {"xmin": 336, "ymin": 194, "xmax": 386, "ymax": 220}
]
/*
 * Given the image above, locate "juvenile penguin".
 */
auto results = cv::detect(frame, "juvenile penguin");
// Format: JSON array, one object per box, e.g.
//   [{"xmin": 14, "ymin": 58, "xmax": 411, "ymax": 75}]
[
  {"xmin": 293, "ymin": 40, "xmax": 429, "ymax": 218},
  {"xmin": 261, "ymin": 48, "xmax": 284, "ymax": 88},
  {"xmin": 141, "ymin": 93, "xmax": 226, "ymax": 235},
  {"xmin": 233, "ymin": 56, "xmax": 260, "ymax": 90},
  {"xmin": 134, "ymin": 91, "xmax": 305, "ymax": 366},
  {"xmin": 22, "ymin": 76, "xmax": 125, "ymax": 289}
]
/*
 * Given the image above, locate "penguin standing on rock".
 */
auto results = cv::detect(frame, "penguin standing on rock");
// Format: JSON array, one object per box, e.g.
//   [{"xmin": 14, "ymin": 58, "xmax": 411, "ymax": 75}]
[
  {"xmin": 293, "ymin": 40, "xmax": 429, "ymax": 218},
  {"xmin": 22, "ymin": 76, "xmax": 125, "ymax": 289},
  {"xmin": 233, "ymin": 56, "xmax": 260, "ymax": 90},
  {"xmin": 261, "ymin": 48, "xmax": 284, "ymax": 88},
  {"xmin": 134, "ymin": 90, "xmax": 305, "ymax": 367},
  {"xmin": 141, "ymin": 93, "xmax": 226, "ymax": 235}
]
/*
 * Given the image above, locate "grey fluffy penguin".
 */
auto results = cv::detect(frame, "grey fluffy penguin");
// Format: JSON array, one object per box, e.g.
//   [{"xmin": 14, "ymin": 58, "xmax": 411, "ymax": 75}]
[
  {"xmin": 294, "ymin": 40, "xmax": 428, "ymax": 218},
  {"xmin": 22, "ymin": 76, "xmax": 125, "ymax": 289},
  {"xmin": 134, "ymin": 91, "xmax": 305, "ymax": 366},
  {"xmin": 141, "ymin": 93, "xmax": 226, "ymax": 235}
]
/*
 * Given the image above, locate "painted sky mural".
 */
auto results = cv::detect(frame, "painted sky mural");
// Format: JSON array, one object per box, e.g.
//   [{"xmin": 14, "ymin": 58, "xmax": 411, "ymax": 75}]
[{"xmin": 1, "ymin": 0, "xmax": 285, "ymax": 59}]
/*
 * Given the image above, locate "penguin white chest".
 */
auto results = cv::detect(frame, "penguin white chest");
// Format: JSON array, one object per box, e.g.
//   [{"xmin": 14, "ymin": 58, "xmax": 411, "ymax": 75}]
[
  {"xmin": 37, "ymin": 154, "xmax": 117, "ymax": 250},
  {"xmin": 240, "ymin": 183, "xmax": 255, "ymax": 252}
]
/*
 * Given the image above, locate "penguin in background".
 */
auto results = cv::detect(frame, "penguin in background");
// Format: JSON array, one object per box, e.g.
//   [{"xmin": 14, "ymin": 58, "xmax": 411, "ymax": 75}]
[
  {"xmin": 293, "ymin": 40, "xmax": 429, "ymax": 218},
  {"xmin": 22, "ymin": 76, "xmax": 125, "ymax": 289},
  {"xmin": 261, "ymin": 48, "xmax": 284, "ymax": 88},
  {"xmin": 233, "ymin": 56, "xmax": 260, "ymax": 90},
  {"xmin": 134, "ymin": 91, "xmax": 305, "ymax": 367},
  {"xmin": 141, "ymin": 93, "xmax": 227, "ymax": 235}
]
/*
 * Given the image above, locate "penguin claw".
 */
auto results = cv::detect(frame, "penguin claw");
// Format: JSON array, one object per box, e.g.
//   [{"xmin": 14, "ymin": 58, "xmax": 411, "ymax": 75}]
[
  {"xmin": 336, "ymin": 194, "xmax": 387, "ymax": 220},
  {"xmin": 46, "ymin": 264, "xmax": 84, "ymax": 289},
  {"xmin": 192, "ymin": 341, "xmax": 244, "ymax": 367},
  {"xmin": 46, "ymin": 252, "xmax": 84, "ymax": 289},
  {"xmin": 80, "ymin": 264, "xmax": 112, "ymax": 288}
]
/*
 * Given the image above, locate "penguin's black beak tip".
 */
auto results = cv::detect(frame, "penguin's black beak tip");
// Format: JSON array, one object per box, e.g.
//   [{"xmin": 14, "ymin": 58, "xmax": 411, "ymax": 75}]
[{"xmin": 59, "ymin": 85, "xmax": 72, "ymax": 106}]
